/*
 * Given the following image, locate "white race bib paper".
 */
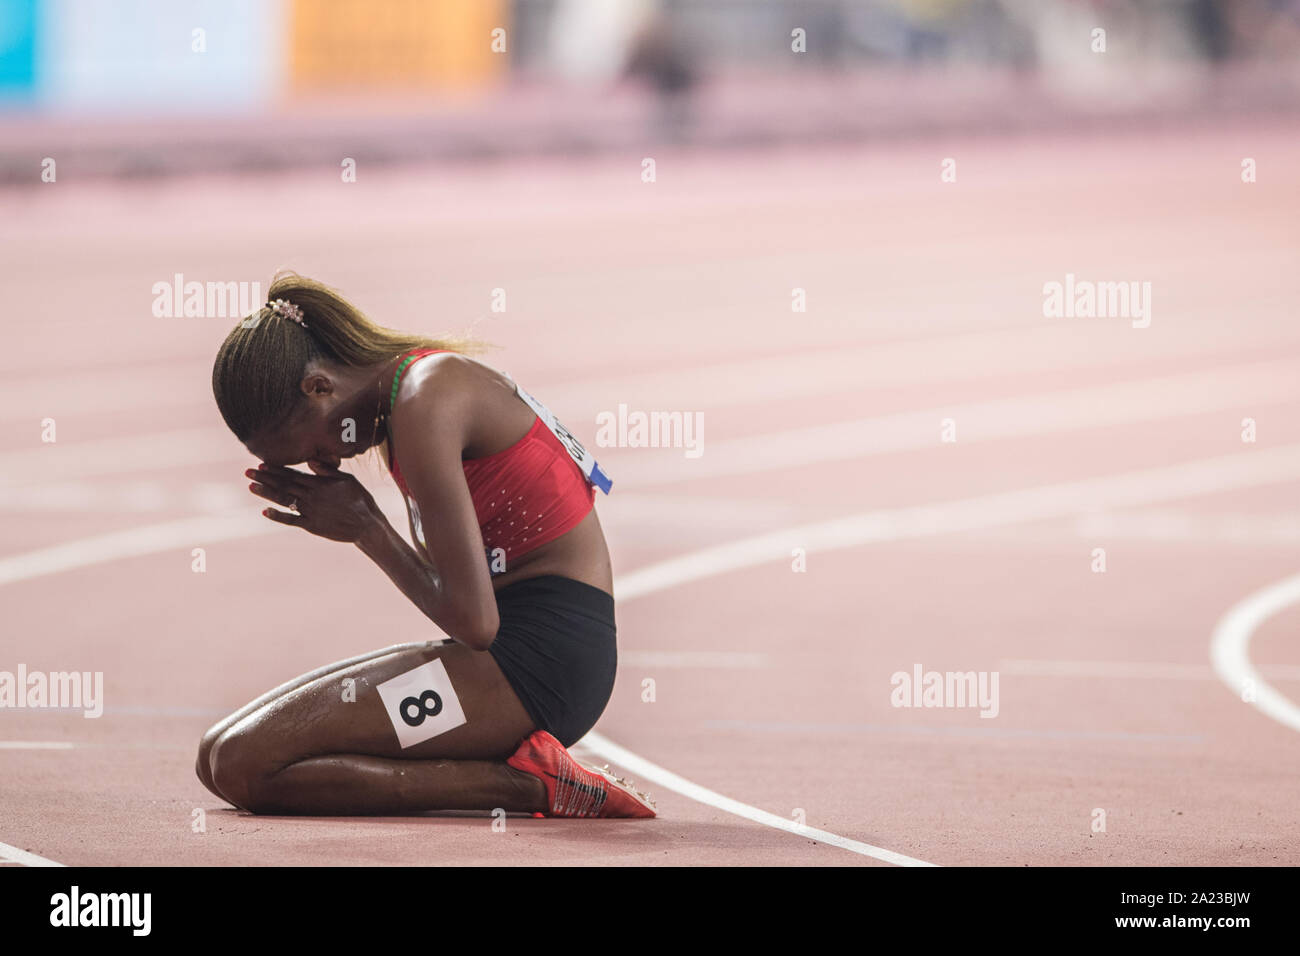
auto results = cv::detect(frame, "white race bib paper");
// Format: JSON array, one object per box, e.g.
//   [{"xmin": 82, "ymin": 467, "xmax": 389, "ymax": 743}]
[{"xmin": 513, "ymin": 382, "xmax": 613, "ymax": 495}]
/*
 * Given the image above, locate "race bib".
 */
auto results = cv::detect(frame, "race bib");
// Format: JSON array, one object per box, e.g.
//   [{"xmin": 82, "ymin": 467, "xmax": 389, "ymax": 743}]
[
  {"xmin": 513, "ymin": 382, "xmax": 612, "ymax": 494},
  {"xmin": 375, "ymin": 659, "xmax": 467, "ymax": 748}
]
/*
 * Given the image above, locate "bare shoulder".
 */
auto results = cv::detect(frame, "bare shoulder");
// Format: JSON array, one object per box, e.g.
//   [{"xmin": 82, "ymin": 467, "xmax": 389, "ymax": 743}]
[
  {"xmin": 403, "ymin": 349, "xmax": 477, "ymax": 385},
  {"xmin": 391, "ymin": 350, "xmax": 525, "ymax": 455},
  {"xmin": 396, "ymin": 351, "xmax": 494, "ymax": 412}
]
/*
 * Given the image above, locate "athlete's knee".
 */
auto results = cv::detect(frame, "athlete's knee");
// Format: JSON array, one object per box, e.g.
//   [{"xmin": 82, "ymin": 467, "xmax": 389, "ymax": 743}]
[
  {"xmin": 208, "ymin": 727, "xmax": 273, "ymax": 812},
  {"xmin": 194, "ymin": 748, "xmax": 214, "ymax": 794},
  {"xmin": 195, "ymin": 722, "xmax": 225, "ymax": 788}
]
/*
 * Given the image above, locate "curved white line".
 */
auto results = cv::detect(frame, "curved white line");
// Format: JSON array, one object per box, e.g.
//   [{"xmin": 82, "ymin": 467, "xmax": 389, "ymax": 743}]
[
  {"xmin": 9, "ymin": 354, "xmax": 1298, "ymax": 490},
  {"xmin": 616, "ymin": 356, "xmax": 1300, "ymax": 485},
  {"xmin": 614, "ymin": 444, "xmax": 1300, "ymax": 601},
  {"xmin": 7, "ymin": 445, "xmax": 1300, "ymax": 865},
  {"xmin": 579, "ymin": 730, "xmax": 934, "ymax": 866},
  {"xmin": 1210, "ymin": 572, "xmax": 1300, "ymax": 734},
  {"xmin": 0, "ymin": 512, "xmax": 264, "ymax": 587},
  {"xmin": 0, "ymin": 841, "xmax": 64, "ymax": 867}
]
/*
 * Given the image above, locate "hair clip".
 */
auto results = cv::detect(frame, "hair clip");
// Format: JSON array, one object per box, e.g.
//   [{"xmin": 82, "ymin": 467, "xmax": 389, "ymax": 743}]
[{"xmin": 269, "ymin": 298, "xmax": 307, "ymax": 328}]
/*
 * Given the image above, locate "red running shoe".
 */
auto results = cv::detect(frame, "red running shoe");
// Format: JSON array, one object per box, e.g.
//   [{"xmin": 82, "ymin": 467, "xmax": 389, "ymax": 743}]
[{"xmin": 508, "ymin": 730, "xmax": 656, "ymax": 818}]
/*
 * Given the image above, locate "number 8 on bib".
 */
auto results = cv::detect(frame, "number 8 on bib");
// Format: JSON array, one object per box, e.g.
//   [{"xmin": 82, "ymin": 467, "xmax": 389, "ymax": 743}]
[{"xmin": 376, "ymin": 659, "xmax": 467, "ymax": 748}]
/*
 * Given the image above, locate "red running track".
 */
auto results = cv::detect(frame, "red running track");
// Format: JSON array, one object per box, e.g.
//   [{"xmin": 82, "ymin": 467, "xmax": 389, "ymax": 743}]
[{"xmin": 1, "ymin": 120, "xmax": 1299, "ymax": 865}]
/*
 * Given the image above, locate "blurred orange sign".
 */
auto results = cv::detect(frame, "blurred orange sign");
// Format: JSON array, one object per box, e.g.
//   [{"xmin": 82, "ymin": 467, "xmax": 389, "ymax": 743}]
[{"xmin": 290, "ymin": 0, "xmax": 506, "ymax": 90}]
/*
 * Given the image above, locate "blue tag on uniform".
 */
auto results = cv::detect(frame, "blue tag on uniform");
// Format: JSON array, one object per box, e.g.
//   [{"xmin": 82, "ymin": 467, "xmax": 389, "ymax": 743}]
[{"xmin": 512, "ymin": 382, "xmax": 612, "ymax": 494}]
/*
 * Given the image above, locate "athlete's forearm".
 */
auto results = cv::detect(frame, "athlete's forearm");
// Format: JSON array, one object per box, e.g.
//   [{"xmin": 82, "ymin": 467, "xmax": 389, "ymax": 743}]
[{"xmin": 354, "ymin": 514, "xmax": 477, "ymax": 647}]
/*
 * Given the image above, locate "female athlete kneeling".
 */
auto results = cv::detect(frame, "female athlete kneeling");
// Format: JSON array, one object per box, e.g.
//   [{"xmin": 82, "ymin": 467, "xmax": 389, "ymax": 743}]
[{"xmin": 195, "ymin": 272, "xmax": 654, "ymax": 818}]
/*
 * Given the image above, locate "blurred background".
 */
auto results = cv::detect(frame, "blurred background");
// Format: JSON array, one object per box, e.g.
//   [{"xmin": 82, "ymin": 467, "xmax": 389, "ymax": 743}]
[{"xmin": 1, "ymin": 0, "xmax": 1299, "ymax": 179}]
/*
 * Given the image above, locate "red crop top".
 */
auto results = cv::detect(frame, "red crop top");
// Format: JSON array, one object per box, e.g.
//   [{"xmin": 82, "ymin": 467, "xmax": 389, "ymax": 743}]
[{"xmin": 386, "ymin": 349, "xmax": 597, "ymax": 571}]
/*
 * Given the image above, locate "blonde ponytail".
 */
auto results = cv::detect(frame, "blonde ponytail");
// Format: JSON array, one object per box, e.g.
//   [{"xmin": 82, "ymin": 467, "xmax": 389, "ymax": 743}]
[{"xmin": 212, "ymin": 270, "xmax": 485, "ymax": 442}]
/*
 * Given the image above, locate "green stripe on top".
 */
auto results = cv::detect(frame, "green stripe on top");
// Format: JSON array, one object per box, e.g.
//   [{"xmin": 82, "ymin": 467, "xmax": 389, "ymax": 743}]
[{"xmin": 389, "ymin": 353, "xmax": 422, "ymax": 414}]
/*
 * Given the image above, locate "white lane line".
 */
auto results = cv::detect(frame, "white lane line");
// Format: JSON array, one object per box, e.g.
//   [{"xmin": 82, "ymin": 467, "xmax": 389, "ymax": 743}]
[
  {"xmin": 604, "ymin": 493, "xmax": 804, "ymax": 527},
  {"xmin": 1000, "ymin": 659, "xmax": 1300, "ymax": 681},
  {"xmin": 574, "ymin": 447, "xmax": 1300, "ymax": 864},
  {"xmin": 1210, "ymin": 572, "xmax": 1300, "ymax": 734},
  {"xmin": 578, "ymin": 730, "xmax": 934, "ymax": 866},
  {"xmin": 536, "ymin": 324, "xmax": 1300, "ymax": 415},
  {"xmin": 619, "ymin": 651, "xmax": 769, "ymax": 669},
  {"xmin": 0, "ymin": 374, "xmax": 209, "ymax": 425},
  {"xmin": 1075, "ymin": 510, "xmax": 1300, "ymax": 545},
  {"xmin": 615, "ymin": 356, "xmax": 1300, "ymax": 484},
  {"xmin": 615, "ymin": 444, "xmax": 1300, "ymax": 601},
  {"xmin": 5, "ymin": 447, "xmax": 1299, "ymax": 865},
  {"xmin": 0, "ymin": 511, "xmax": 263, "ymax": 586},
  {"xmin": 8, "ymin": 445, "xmax": 1289, "ymax": 593},
  {"xmin": 0, "ymin": 427, "xmax": 240, "ymax": 485},
  {"xmin": 0, "ymin": 480, "xmax": 246, "ymax": 514},
  {"xmin": 697, "ymin": 719, "xmax": 1201, "ymax": 743},
  {"xmin": 7, "ymin": 351, "xmax": 1297, "ymax": 490},
  {"xmin": 0, "ymin": 742, "xmax": 76, "ymax": 750},
  {"xmin": 0, "ymin": 842, "xmax": 65, "ymax": 867},
  {"xmin": 10, "ymin": 319, "xmax": 1288, "ymax": 428}
]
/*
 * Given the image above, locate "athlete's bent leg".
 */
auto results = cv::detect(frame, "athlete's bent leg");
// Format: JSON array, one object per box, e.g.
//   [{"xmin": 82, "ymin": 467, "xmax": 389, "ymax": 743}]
[
  {"xmin": 207, "ymin": 641, "xmax": 546, "ymax": 815},
  {"xmin": 195, "ymin": 641, "xmax": 427, "ymax": 800}
]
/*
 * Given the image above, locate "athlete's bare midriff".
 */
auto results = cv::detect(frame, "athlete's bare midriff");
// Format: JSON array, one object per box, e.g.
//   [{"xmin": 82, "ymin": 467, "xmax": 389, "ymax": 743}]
[{"xmin": 396, "ymin": 354, "xmax": 614, "ymax": 600}]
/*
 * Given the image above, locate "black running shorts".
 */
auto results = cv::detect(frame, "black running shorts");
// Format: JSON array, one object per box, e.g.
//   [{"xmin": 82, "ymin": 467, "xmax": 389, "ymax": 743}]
[{"xmin": 487, "ymin": 575, "xmax": 617, "ymax": 748}]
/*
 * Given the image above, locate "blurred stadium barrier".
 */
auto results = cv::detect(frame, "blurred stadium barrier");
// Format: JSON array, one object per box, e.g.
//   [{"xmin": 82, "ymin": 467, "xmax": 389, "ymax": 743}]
[{"xmin": 0, "ymin": 0, "xmax": 1297, "ymax": 181}]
